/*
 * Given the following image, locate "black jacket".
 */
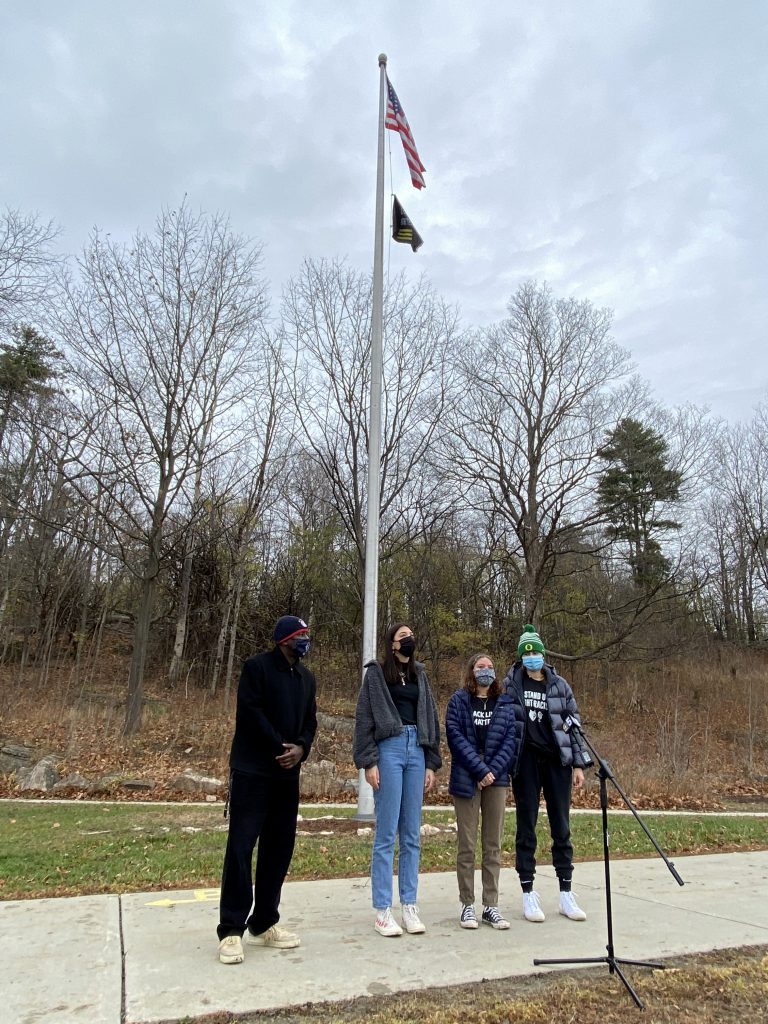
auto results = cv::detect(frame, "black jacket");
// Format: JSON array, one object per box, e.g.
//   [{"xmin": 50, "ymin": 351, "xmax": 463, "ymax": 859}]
[
  {"xmin": 503, "ymin": 661, "xmax": 592, "ymax": 773},
  {"xmin": 229, "ymin": 646, "xmax": 318, "ymax": 778}
]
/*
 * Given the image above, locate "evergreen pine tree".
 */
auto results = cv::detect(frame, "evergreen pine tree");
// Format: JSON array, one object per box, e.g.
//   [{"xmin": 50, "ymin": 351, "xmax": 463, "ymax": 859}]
[{"xmin": 597, "ymin": 417, "xmax": 683, "ymax": 587}]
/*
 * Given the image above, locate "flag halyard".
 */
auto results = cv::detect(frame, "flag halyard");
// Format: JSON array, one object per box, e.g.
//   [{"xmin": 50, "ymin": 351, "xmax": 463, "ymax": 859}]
[{"xmin": 385, "ymin": 76, "xmax": 426, "ymax": 190}]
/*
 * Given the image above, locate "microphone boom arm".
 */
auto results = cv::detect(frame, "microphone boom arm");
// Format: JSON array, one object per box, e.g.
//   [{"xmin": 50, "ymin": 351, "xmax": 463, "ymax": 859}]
[{"xmin": 571, "ymin": 721, "xmax": 685, "ymax": 887}]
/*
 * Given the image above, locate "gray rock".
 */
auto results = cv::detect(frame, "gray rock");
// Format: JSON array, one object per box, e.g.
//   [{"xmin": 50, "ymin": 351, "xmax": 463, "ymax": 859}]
[
  {"xmin": 168, "ymin": 770, "xmax": 225, "ymax": 795},
  {"xmin": 17, "ymin": 755, "xmax": 60, "ymax": 792},
  {"xmin": 300, "ymin": 759, "xmax": 345, "ymax": 799},
  {"xmin": 52, "ymin": 773, "xmax": 90, "ymax": 791},
  {"xmin": 120, "ymin": 779, "xmax": 157, "ymax": 791},
  {"xmin": 0, "ymin": 742, "xmax": 38, "ymax": 773},
  {"xmin": 316, "ymin": 712, "xmax": 354, "ymax": 736},
  {"xmin": 88, "ymin": 772, "xmax": 129, "ymax": 793}
]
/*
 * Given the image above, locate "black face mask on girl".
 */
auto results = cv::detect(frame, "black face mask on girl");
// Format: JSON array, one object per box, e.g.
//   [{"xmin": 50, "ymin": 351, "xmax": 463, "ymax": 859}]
[{"xmin": 396, "ymin": 636, "xmax": 416, "ymax": 658}]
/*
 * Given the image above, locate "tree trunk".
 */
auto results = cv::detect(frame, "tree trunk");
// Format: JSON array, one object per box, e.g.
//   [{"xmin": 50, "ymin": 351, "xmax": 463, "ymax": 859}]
[
  {"xmin": 167, "ymin": 439, "xmax": 210, "ymax": 688},
  {"xmin": 167, "ymin": 546, "xmax": 194, "ymax": 688},
  {"xmin": 223, "ymin": 562, "xmax": 245, "ymax": 708},
  {"xmin": 210, "ymin": 563, "xmax": 236, "ymax": 696},
  {"xmin": 123, "ymin": 556, "xmax": 158, "ymax": 736}
]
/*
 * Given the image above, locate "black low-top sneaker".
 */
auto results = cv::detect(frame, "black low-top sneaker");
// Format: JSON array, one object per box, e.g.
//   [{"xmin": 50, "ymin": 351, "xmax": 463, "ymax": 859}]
[{"xmin": 482, "ymin": 905, "xmax": 510, "ymax": 930}]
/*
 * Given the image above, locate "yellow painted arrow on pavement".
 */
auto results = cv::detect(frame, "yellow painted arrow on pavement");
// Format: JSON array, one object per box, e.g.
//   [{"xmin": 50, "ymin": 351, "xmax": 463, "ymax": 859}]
[{"xmin": 145, "ymin": 888, "xmax": 220, "ymax": 907}]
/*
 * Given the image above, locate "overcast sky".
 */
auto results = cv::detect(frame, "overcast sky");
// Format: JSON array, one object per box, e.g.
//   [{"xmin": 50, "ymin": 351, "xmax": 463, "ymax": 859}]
[{"xmin": 2, "ymin": 1, "xmax": 766, "ymax": 420}]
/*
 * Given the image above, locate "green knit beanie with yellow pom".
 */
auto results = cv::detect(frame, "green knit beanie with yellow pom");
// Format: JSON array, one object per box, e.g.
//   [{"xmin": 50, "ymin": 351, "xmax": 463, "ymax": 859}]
[{"xmin": 517, "ymin": 623, "xmax": 545, "ymax": 656}]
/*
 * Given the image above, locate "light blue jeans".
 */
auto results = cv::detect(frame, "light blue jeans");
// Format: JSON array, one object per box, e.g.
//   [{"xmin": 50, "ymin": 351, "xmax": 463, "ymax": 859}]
[{"xmin": 371, "ymin": 725, "xmax": 426, "ymax": 909}]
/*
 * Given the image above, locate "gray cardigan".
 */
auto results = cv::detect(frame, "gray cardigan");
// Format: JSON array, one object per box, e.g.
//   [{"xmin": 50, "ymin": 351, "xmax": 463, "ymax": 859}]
[{"xmin": 353, "ymin": 660, "xmax": 442, "ymax": 772}]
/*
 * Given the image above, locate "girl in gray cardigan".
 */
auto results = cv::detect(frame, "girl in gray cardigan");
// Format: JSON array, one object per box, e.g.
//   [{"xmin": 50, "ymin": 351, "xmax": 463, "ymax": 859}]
[{"xmin": 353, "ymin": 622, "xmax": 441, "ymax": 937}]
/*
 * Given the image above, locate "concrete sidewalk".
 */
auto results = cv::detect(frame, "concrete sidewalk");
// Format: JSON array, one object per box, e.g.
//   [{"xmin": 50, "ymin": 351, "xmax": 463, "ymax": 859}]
[{"xmin": 2, "ymin": 850, "xmax": 767, "ymax": 1024}]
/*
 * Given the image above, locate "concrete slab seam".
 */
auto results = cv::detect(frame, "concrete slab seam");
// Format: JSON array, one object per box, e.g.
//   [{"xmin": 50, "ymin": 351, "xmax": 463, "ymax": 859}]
[
  {"xmin": 595, "ymin": 889, "xmax": 768, "ymax": 932},
  {"xmin": 119, "ymin": 893, "xmax": 127, "ymax": 1024}
]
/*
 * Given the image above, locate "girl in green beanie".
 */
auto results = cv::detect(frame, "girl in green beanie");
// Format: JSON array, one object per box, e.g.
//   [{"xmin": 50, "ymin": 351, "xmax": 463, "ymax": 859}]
[{"xmin": 503, "ymin": 625, "xmax": 592, "ymax": 923}]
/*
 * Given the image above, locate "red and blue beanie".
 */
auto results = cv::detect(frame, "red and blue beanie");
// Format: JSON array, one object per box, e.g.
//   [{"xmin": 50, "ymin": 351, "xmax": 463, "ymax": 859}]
[{"xmin": 273, "ymin": 615, "xmax": 309, "ymax": 644}]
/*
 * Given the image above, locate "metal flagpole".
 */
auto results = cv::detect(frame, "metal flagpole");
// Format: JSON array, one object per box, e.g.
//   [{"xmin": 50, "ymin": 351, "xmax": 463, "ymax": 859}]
[{"xmin": 355, "ymin": 52, "xmax": 388, "ymax": 820}]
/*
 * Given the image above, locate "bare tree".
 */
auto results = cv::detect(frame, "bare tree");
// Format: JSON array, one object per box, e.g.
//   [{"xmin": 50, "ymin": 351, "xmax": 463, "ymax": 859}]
[
  {"xmin": 165, "ymin": 330, "xmax": 282, "ymax": 690},
  {"xmin": 281, "ymin": 258, "xmax": 458, "ymax": 621},
  {"xmin": 57, "ymin": 203, "xmax": 268, "ymax": 734},
  {"xmin": 719, "ymin": 408, "xmax": 768, "ymax": 591},
  {"xmin": 706, "ymin": 406, "xmax": 768, "ymax": 640},
  {"xmin": 441, "ymin": 280, "xmax": 631, "ymax": 621},
  {"xmin": 207, "ymin": 343, "xmax": 288, "ymax": 702},
  {"xmin": 0, "ymin": 208, "xmax": 60, "ymax": 330}
]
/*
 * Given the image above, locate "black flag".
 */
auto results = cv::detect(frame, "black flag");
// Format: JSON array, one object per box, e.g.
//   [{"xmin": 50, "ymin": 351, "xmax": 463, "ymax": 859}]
[{"xmin": 392, "ymin": 195, "xmax": 423, "ymax": 252}]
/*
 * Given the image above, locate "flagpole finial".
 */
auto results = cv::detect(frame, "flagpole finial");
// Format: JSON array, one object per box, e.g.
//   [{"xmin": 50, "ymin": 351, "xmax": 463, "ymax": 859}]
[{"xmin": 378, "ymin": 53, "xmax": 387, "ymax": 66}]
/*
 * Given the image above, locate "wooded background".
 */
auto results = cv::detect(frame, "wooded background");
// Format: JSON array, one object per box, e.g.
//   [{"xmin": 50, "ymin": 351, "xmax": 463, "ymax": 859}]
[{"xmin": 1, "ymin": 202, "xmax": 766, "ymax": 764}]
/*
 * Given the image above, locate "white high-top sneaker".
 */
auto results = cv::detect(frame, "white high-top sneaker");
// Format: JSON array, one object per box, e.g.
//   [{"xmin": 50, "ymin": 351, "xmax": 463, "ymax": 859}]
[
  {"xmin": 374, "ymin": 907, "xmax": 404, "ymax": 937},
  {"xmin": 559, "ymin": 891, "xmax": 587, "ymax": 921},
  {"xmin": 522, "ymin": 891, "xmax": 546, "ymax": 922},
  {"xmin": 401, "ymin": 903, "xmax": 426, "ymax": 934}
]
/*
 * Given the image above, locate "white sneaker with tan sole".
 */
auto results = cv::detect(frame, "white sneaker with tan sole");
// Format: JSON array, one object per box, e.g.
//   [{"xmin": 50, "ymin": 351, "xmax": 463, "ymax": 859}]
[
  {"xmin": 246, "ymin": 924, "xmax": 301, "ymax": 948},
  {"xmin": 218, "ymin": 935, "xmax": 244, "ymax": 964}
]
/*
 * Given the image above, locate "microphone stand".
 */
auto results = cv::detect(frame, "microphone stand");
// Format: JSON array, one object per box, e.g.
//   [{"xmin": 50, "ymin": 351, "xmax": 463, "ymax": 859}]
[{"xmin": 533, "ymin": 723, "xmax": 685, "ymax": 1009}]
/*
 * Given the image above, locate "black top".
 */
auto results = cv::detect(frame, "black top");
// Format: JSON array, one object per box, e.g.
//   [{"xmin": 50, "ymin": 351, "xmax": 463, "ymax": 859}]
[
  {"xmin": 387, "ymin": 672, "xmax": 419, "ymax": 725},
  {"xmin": 470, "ymin": 693, "xmax": 497, "ymax": 754},
  {"xmin": 521, "ymin": 674, "xmax": 558, "ymax": 758},
  {"xmin": 229, "ymin": 646, "xmax": 318, "ymax": 778}
]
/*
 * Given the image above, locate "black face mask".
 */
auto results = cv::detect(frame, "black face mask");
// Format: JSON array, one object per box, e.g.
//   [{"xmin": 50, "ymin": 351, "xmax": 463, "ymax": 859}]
[{"xmin": 396, "ymin": 636, "xmax": 416, "ymax": 658}]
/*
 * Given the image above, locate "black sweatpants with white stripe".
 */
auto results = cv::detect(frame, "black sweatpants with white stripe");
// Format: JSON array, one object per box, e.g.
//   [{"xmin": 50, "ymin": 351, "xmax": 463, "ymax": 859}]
[{"xmin": 512, "ymin": 744, "xmax": 574, "ymax": 886}]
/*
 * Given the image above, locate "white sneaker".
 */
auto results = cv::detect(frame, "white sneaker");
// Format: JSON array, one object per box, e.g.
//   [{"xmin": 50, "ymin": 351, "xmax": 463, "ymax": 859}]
[
  {"xmin": 522, "ymin": 891, "xmax": 546, "ymax": 922},
  {"xmin": 460, "ymin": 904, "xmax": 479, "ymax": 929},
  {"xmin": 559, "ymin": 891, "xmax": 587, "ymax": 921},
  {"xmin": 374, "ymin": 907, "xmax": 403, "ymax": 937},
  {"xmin": 218, "ymin": 934, "xmax": 244, "ymax": 964},
  {"xmin": 246, "ymin": 924, "xmax": 301, "ymax": 948},
  {"xmin": 401, "ymin": 903, "xmax": 427, "ymax": 934}
]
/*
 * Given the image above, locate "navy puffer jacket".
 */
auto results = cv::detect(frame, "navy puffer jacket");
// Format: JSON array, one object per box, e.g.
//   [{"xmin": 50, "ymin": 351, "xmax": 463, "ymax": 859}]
[
  {"xmin": 445, "ymin": 689, "xmax": 521, "ymax": 799},
  {"xmin": 503, "ymin": 662, "xmax": 593, "ymax": 774}
]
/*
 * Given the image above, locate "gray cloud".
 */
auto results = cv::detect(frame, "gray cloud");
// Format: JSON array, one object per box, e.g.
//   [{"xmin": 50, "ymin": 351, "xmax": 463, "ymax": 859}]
[{"xmin": 1, "ymin": 0, "xmax": 765, "ymax": 419}]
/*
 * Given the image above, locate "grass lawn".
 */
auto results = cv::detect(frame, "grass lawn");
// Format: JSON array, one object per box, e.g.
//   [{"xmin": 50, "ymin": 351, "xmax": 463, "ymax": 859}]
[{"xmin": 1, "ymin": 801, "xmax": 766, "ymax": 900}]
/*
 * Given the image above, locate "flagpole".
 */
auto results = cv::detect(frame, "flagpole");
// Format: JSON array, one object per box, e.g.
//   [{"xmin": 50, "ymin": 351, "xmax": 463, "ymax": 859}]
[{"xmin": 355, "ymin": 53, "xmax": 388, "ymax": 820}]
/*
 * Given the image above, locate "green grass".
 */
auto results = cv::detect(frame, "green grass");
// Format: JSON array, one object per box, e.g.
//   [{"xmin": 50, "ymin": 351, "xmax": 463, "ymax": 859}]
[{"xmin": 1, "ymin": 801, "xmax": 766, "ymax": 900}]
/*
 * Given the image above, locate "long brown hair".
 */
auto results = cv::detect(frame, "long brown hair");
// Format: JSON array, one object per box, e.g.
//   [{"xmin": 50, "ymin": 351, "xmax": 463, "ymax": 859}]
[
  {"xmin": 462, "ymin": 652, "xmax": 501, "ymax": 698},
  {"xmin": 381, "ymin": 622, "xmax": 416, "ymax": 685}
]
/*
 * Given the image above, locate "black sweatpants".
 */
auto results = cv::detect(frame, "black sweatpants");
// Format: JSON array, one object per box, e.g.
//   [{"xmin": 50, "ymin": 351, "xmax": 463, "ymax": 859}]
[
  {"xmin": 512, "ymin": 744, "xmax": 574, "ymax": 884},
  {"xmin": 217, "ymin": 769, "xmax": 300, "ymax": 940}
]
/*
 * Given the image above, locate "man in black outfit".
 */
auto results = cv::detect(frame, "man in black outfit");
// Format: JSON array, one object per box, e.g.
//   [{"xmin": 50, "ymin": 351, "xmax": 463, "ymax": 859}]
[{"xmin": 217, "ymin": 615, "xmax": 318, "ymax": 965}]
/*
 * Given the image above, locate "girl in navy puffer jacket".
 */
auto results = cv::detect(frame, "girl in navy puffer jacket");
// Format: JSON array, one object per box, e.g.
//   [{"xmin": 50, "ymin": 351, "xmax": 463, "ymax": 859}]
[{"xmin": 445, "ymin": 653, "xmax": 521, "ymax": 930}]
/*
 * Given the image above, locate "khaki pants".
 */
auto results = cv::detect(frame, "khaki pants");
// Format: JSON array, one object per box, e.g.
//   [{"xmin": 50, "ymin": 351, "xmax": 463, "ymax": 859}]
[{"xmin": 453, "ymin": 785, "xmax": 507, "ymax": 907}]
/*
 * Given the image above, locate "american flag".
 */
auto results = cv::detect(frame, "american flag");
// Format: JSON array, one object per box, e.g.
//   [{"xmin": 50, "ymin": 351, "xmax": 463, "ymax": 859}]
[{"xmin": 385, "ymin": 76, "xmax": 426, "ymax": 190}]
